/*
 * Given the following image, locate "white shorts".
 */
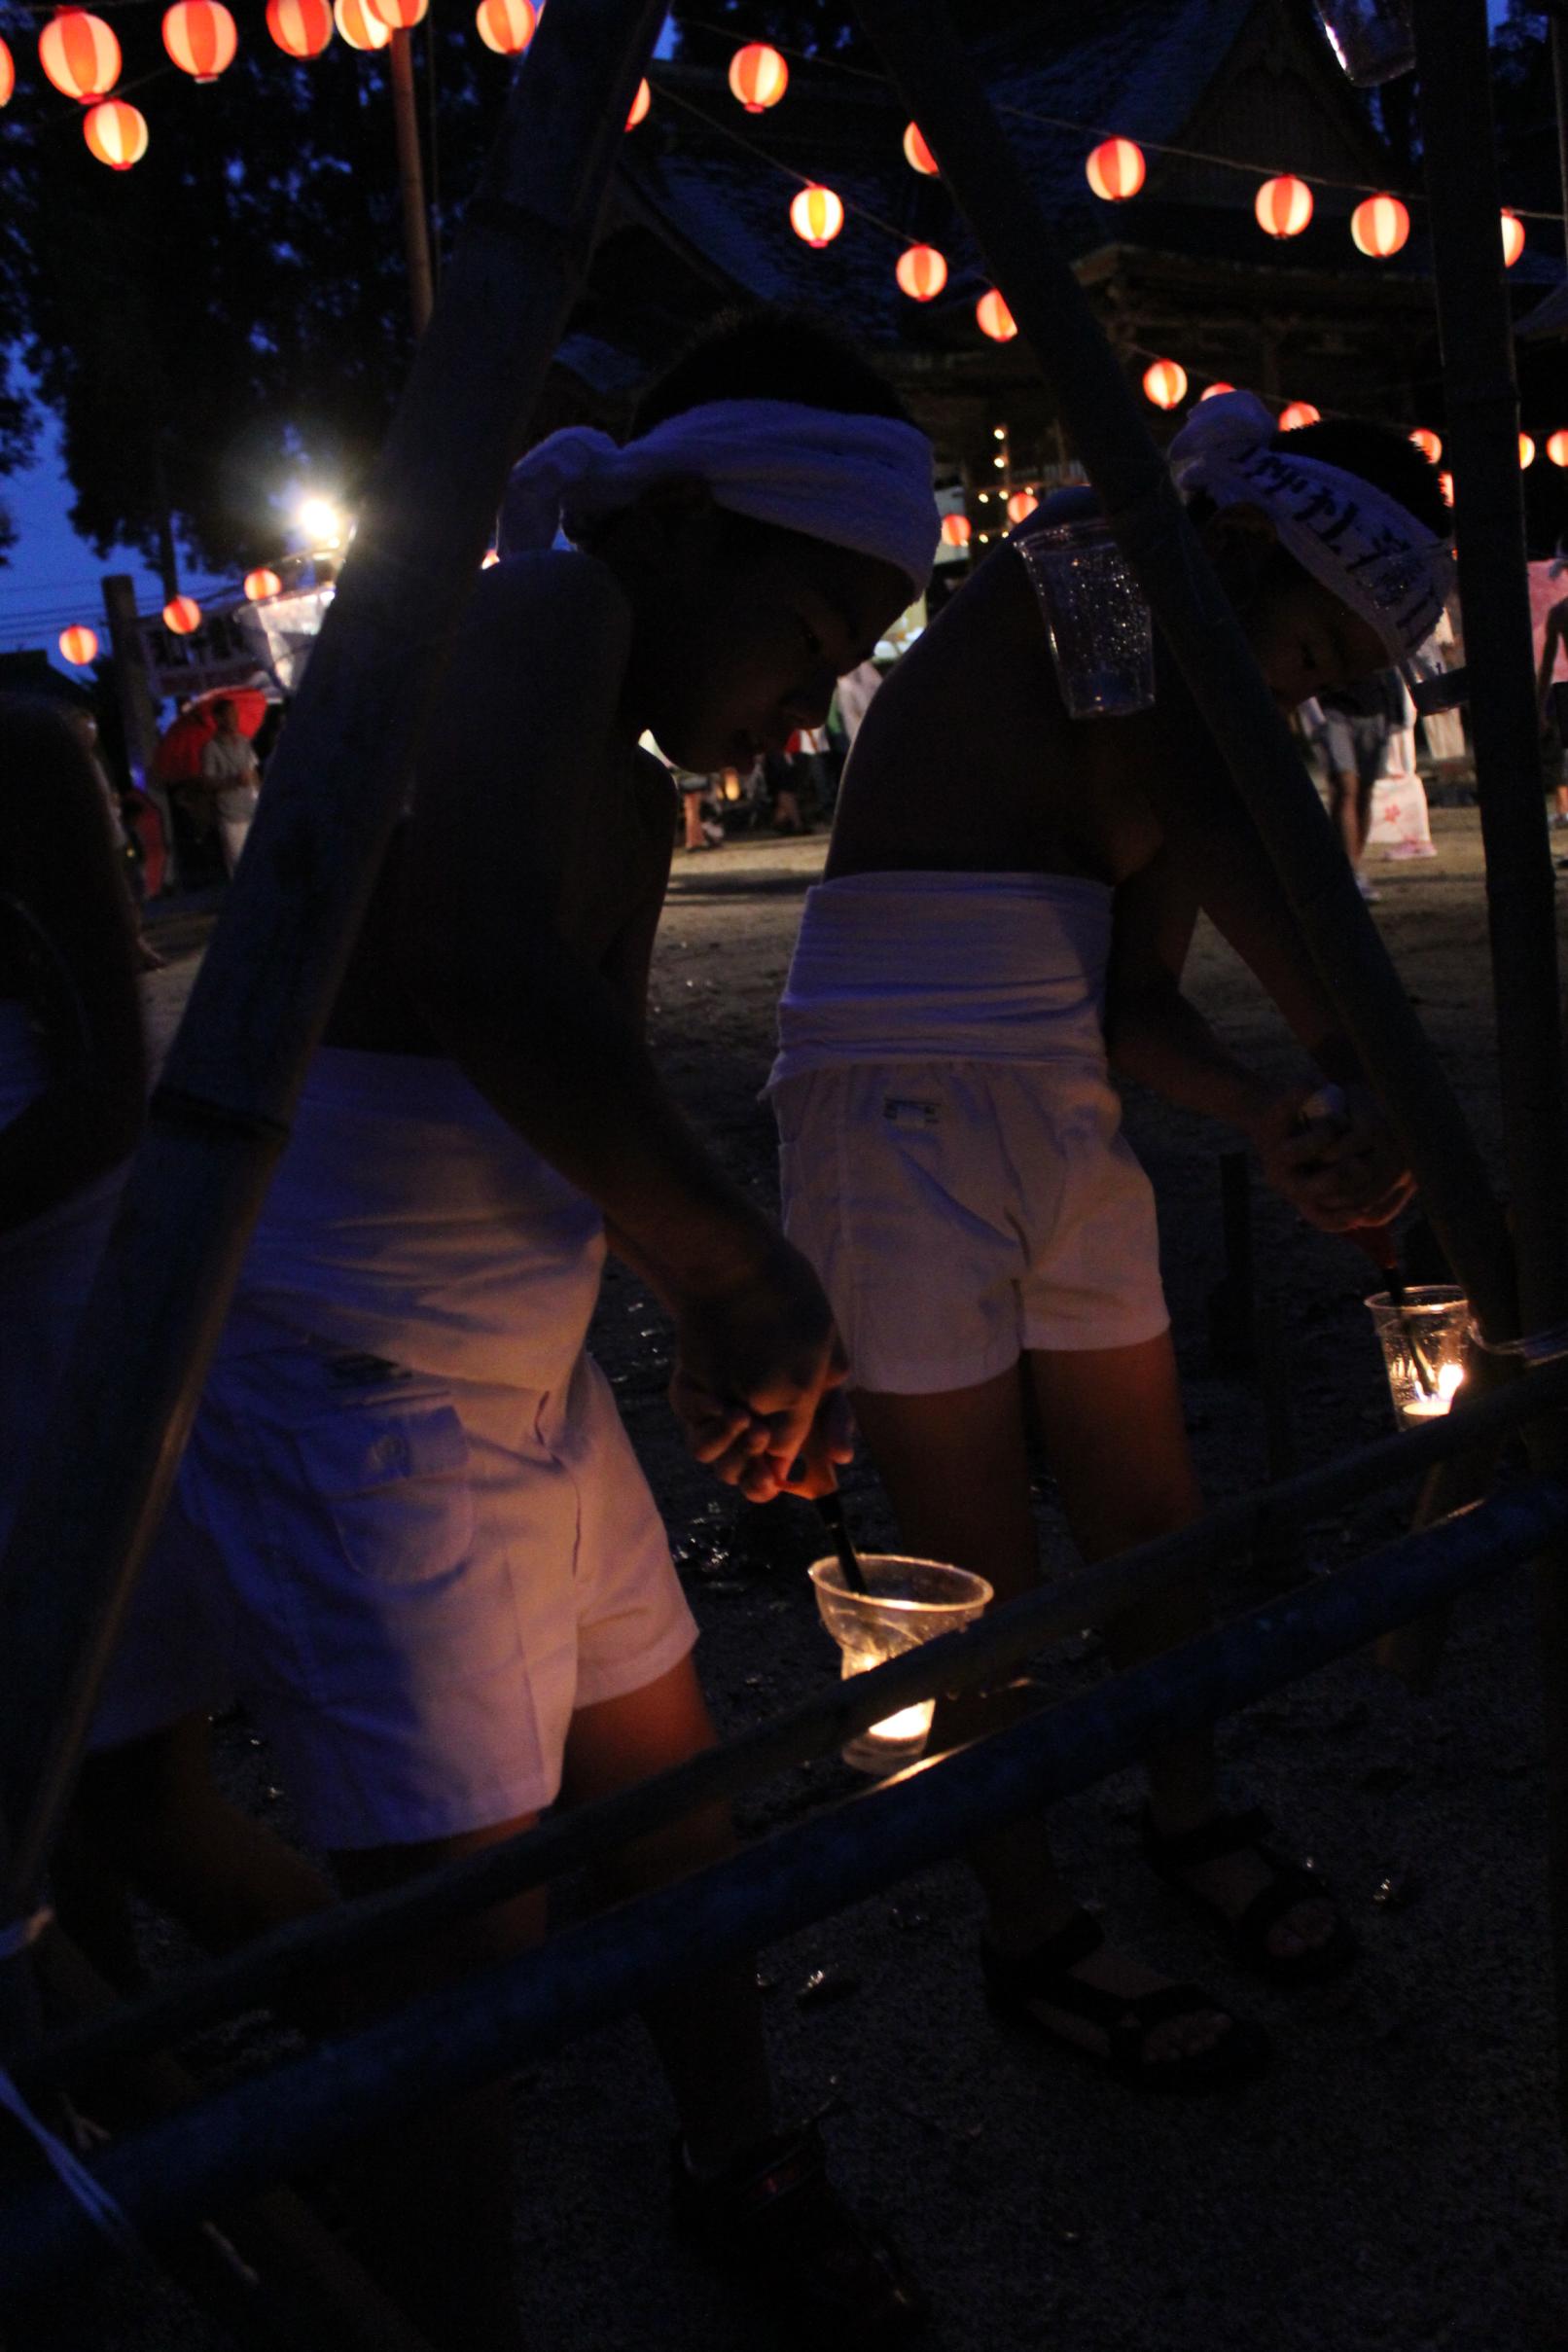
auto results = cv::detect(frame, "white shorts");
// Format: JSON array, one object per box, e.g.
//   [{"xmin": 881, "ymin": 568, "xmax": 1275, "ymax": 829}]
[
  {"xmin": 91, "ymin": 1336, "xmax": 697, "ymax": 1850},
  {"xmin": 775, "ymin": 1061, "xmax": 1169, "ymax": 1395}
]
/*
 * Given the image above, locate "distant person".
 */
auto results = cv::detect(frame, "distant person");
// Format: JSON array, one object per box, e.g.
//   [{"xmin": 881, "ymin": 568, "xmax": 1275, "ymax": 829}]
[
  {"xmin": 199, "ymin": 696, "xmax": 262, "ymax": 872},
  {"xmin": 1535, "ymin": 594, "xmax": 1568, "ymax": 830},
  {"xmin": 1308, "ymin": 668, "xmax": 1404, "ymax": 900}
]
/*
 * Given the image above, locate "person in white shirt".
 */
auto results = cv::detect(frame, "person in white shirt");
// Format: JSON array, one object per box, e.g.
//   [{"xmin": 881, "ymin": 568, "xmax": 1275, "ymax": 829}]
[{"xmin": 198, "ymin": 697, "xmax": 262, "ymax": 872}]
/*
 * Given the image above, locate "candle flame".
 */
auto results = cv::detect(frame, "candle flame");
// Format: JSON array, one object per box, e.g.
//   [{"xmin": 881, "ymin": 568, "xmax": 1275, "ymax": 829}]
[
  {"xmin": 868, "ymin": 1704, "xmax": 933, "ymax": 1744},
  {"xmin": 1438, "ymin": 1361, "xmax": 1464, "ymax": 1404}
]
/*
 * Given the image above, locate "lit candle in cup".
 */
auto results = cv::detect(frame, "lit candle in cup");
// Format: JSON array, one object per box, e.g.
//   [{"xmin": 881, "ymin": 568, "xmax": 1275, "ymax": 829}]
[
  {"xmin": 1368, "ymin": 1287, "xmax": 1470, "ymax": 1430},
  {"xmin": 808, "ymin": 1554, "xmax": 993, "ymax": 1775},
  {"xmin": 1400, "ymin": 1361, "xmax": 1465, "ymax": 1422}
]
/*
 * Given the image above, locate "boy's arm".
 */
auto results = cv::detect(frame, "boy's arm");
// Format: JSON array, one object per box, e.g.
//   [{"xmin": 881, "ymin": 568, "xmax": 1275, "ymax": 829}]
[{"xmin": 397, "ymin": 554, "xmax": 838, "ymax": 1497}]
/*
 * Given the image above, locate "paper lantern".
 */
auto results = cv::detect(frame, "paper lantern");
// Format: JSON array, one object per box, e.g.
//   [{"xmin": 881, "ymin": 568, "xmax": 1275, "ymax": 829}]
[
  {"xmin": 0, "ymin": 39, "xmax": 14, "ymax": 106},
  {"xmin": 1255, "ymin": 174, "xmax": 1313, "ymax": 238},
  {"xmin": 1502, "ymin": 210, "xmax": 1525, "ymax": 268},
  {"xmin": 368, "ymin": 0, "xmax": 426, "ymax": 25},
  {"xmin": 334, "ymin": 0, "xmax": 389, "ymax": 51},
  {"xmin": 475, "ymin": 0, "xmax": 533, "ymax": 53},
  {"xmin": 728, "ymin": 41, "xmax": 786, "ymax": 112},
  {"xmin": 58, "ymin": 625, "xmax": 98, "ymax": 666},
  {"xmin": 790, "ymin": 184, "xmax": 843, "ymax": 248},
  {"xmin": 624, "ymin": 76, "xmax": 650, "ymax": 129},
  {"xmin": 940, "ymin": 513, "xmax": 972, "ymax": 548},
  {"xmin": 903, "ymin": 122, "xmax": 937, "ymax": 176},
  {"xmin": 1520, "ymin": 432, "xmax": 1537, "ymax": 469},
  {"xmin": 1549, "ymin": 431, "xmax": 1568, "ymax": 470},
  {"xmin": 1408, "ymin": 428, "xmax": 1443, "ymax": 465},
  {"xmin": 83, "ymin": 97, "xmax": 146, "ymax": 167},
  {"xmin": 1143, "ymin": 358, "xmax": 1188, "ymax": 410},
  {"xmin": 1199, "ymin": 381, "xmax": 1235, "ymax": 403},
  {"xmin": 40, "ymin": 10, "xmax": 120, "ymax": 99},
  {"xmin": 1351, "ymin": 194, "xmax": 1409, "ymax": 258},
  {"xmin": 1007, "ymin": 489, "xmax": 1039, "ymax": 525},
  {"xmin": 895, "ymin": 244, "xmax": 947, "ymax": 303},
  {"xmin": 267, "ymin": 0, "xmax": 332, "ymax": 53},
  {"xmin": 163, "ymin": 595, "xmax": 202, "ymax": 635},
  {"xmin": 244, "ymin": 568, "xmax": 282, "ymax": 601},
  {"xmin": 162, "ymin": 1, "xmax": 236, "ymax": 79},
  {"xmin": 1086, "ymin": 137, "xmax": 1145, "ymax": 202},
  {"xmin": 1279, "ymin": 401, "xmax": 1321, "ymax": 431},
  {"xmin": 1438, "ymin": 473, "xmax": 1454, "ymax": 508},
  {"xmin": 976, "ymin": 289, "xmax": 1016, "ymax": 342}
]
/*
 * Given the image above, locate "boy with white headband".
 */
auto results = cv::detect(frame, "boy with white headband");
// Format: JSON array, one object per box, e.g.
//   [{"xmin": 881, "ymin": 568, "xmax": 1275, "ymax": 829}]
[
  {"xmin": 771, "ymin": 394, "xmax": 1445, "ymax": 2093},
  {"xmin": 76, "ymin": 312, "xmax": 935, "ymax": 2350}
]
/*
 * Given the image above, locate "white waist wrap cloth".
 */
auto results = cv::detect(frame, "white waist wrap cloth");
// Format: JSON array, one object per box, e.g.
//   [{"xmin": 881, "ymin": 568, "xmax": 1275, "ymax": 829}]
[{"xmin": 231, "ymin": 1047, "xmax": 606, "ymax": 1392}]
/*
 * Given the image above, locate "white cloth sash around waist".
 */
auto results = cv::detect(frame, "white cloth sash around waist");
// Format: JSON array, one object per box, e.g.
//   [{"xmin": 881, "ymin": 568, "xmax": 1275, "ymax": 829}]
[
  {"xmin": 230, "ymin": 1048, "xmax": 606, "ymax": 1391},
  {"xmin": 769, "ymin": 872, "xmax": 1114, "ymax": 1087}
]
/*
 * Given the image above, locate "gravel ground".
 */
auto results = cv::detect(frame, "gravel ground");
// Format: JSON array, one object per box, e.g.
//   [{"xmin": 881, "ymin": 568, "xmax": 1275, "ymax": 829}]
[{"xmin": 58, "ymin": 809, "xmax": 1568, "ymax": 2351}]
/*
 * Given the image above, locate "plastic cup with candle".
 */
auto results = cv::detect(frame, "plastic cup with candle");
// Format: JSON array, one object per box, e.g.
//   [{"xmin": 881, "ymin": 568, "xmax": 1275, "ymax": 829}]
[
  {"xmin": 808, "ymin": 1553, "xmax": 993, "ymax": 1774},
  {"xmin": 1368, "ymin": 1285, "xmax": 1470, "ymax": 1427}
]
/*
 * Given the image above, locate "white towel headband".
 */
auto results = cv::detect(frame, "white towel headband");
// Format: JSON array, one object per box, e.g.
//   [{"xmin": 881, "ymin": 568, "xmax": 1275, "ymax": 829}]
[
  {"xmin": 498, "ymin": 397, "xmax": 940, "ymax": 598},
  {"xmin": 1169, "ymin": 391, "xmax": 1453, "ymax": 660}
]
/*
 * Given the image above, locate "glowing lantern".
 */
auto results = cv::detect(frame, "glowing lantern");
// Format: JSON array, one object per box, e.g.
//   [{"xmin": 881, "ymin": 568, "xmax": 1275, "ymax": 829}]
[
  {"xmin": 1351, "ymin": 194, "xmax": 1409, "ymax": 258},
  {"xmin": 1143, "ymin": 358, "xmax": 1188, "ymax": 410},
  {"xmin": 1086, "ymin": 137, "xmax": 1145, "ymax": 202},
  {"xmin": 1200, "ymin": 381, "xmax": 1235, "ymax": 402},
  {"xmin": 1502, "ymin": 210, "xmax": 1525, "ymax": 268},
  {"xmin": 368, "ymin": 0, "xmax": 426, "ymax": 25},
  {"xmin": 1408, "ymin": 428, "xmax": 1443, "ymax": 465},
  {"xmin": 903, "ymin": 122, "xmax": 937, "ymax": 176},
  {"xmin": 475, "ymin": 0, "xmax": 533, "ymax": 53},
  {"xmin": 83, "ymin": 97, "xmax": 146, "ymax": 167},
  {"xmin": 267, "ymin": 0, "xmax": 333, "ymax": 53},
  {"xmin": 1439, "ymin": 472, "xmax": 1454, "ymax": 508},
  {"xmin": 895, "ymin": 244, "xmax": 947, "ymax": 303},
  {"xmin": 790, "ymin": 184, "xmax": 843, "ymax": 248},
  {"xmin": 1520, "ymin": 433, "xmax": 1537, "ymax": 469},
  {"xmin": 163, "ymin": 595, "xmax": 202, "ymax": 635},
  {"xmin": 162, "ymin": 1, "xmax": 236, "ymax": 78},
  {"xmin": 0, "ymin": 39, "xmax": 14, "ymax": 105},
  {"xmin": 976, "ymin": 289, "xmax": 1016, "ymax": 342},
  {"xmin": 728, "ymin": 41, "xmax": 786, "ymax": 112},
  {"xmin": 940, "ymin": 513, "xmax": 972, "ymax": 548},
  {"xmin": 58, "ymin": 625, "xmax": 98, "ymax": 666},
  {"xmin": 1279, "ymin": 401, "xmax": 1321, "ymax": 430},
  {"xmin": 40, "ymin": 10, "xmax": 121, "ymax": 99},
  {"xmin": 1550, "ymin": 431, "xmax": 1568, "ymax": 470},
  {"xmin": 1255, "ymin": 174, "xmax": 1313, "ymax": 238},
  {"xmin": 334, "ymin": 0, "xmax": 389, "ymax": 51},
  {"xmin": 244, "ymin": 568, "xmax": 282, "ymax": 601},
  {"xmin": 624, "ymin": 76, "xmax": 650, "ymax": 129},
  {"xmin": 1007, "ymin": 489, "xmax": 1039, "ymax": 524}
]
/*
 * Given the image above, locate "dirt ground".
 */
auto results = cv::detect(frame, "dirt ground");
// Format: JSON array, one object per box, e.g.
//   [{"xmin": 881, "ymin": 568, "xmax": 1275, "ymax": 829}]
[{"xmin": 85, "ymin": 809, "xmax": 1568, "ymax": 2349}]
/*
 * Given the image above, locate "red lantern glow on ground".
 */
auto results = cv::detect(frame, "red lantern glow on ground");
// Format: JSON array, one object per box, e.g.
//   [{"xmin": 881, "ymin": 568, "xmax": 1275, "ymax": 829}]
[
  {"xmin": 895, "ymin": 244, "xmax": 947, "ymax": 302},
  {"xmin": 475, "ymin": 0, "xmax": 533, "ymax": 52},
  {"xmin": 244, "ymin": 568, "xmax": 282, "ymax": 601},
  {"xmin": 1502, "ymin": 210, "xmax": 1526, "ymax": 267},
  {"xmin": 1143, "ymin": 358, "xmax": 1188, "ymax": 410},
  {"xmin": 58, "ymin": 625, "xmax": 98, "ymax": 665},
  {"xmin": 1408, "ymin": 428, "xmax": 1443, "ymax": 465},
  {"xmin": 267, "ymin": 0, "xmax": 333, "ymax": 53},
  {"xmin": 0, "ymin": 39, "xmax": 15, "ymax": 105},
  {"xmin": 162, "ymin": 0, "xmax": 236, "ymax": 79},
  {"xmin": 1007, "ymin": 489, "xmax": 1039, "ymax": 524},
  {"xmin": 728, "ymin": 41, "xmax": 786, "ymax": 112},
  {"xmin": 334, "ymin": 0, "xmax": 389, "ymax": 51},
  {"xmin": 976, "ymin": 289, "xmax": 1016, "ymax": 342},
  {"xmin": 903, "ymin": 122, "xmax": 937, "ymax": 176},
  {"xmin": 1255, "ymin": 174, "xmax": 1313, "ymax": 238},
  {"xmin": 40, "ymin": 9, "xmax": 121, "ymax": 99},
  {"xmin": 1351, "ymin": 194, "xmax": 1409, "ymax": 258},
  {"xmin": 790, "ymin": 184, "xmax": 843, "ymax": 248},
  {"xmin": 1279, "ymin": 401, "xmax": 1321, "ymax": 430},
  {"xmin": 940, "ymin": 514, "xmax": 972, "ymax": 548},
  {"xmin": 1199, "ymin": 381, "xmax": 1235, "ymax": 402},
  {"xmin": 1549, "ymin": 431, "xmax": 1568, "ymax": 469},
  {"xmin": 83, "ymin": 96, "xmax": 146, "ymax": 166},
  {"xmin": 1085, "ymin": 137, "xmax": 1144, "ymax": 202},
  {"xmin": 1520, "ymin": 433, "xmax": 1537, "ymax": 469},
  {"xmin": 163, "ymin": 595, "xmax": 202, "ymax": 635}
]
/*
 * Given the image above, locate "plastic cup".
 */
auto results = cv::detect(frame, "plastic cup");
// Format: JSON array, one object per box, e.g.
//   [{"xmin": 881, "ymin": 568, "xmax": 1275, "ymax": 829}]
[
  {"xmin": 807, "ymin": 1553, "xmax": 993, "ymax": 1775},
  {"xmin": 1367, "ymin": 1285, "xmax": 1470, "ymax": 1427},
  {"xmin": 1014, "ymin": 519, "xmax": 1156, "ymax": 719}
]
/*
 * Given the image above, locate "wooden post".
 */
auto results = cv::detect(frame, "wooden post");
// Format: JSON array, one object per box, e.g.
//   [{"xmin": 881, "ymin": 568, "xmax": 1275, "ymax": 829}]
[
  {"xmin": 1412, "ymin": 0, "xmax": 1568, "ymax": 2132},
  {"xmin": 849, "ymin": 0, "xmax": 1516, "ymax": 1348},
  {"xmin": 389, "ymin": 28, "xmax": 436, "ymax": 337},
  {"xmin": 0, "ymin": 0, "xmax": 668, "ymax": 1919}
]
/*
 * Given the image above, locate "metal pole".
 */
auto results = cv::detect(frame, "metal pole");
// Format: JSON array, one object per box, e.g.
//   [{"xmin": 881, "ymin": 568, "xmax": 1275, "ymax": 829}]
[
  {"xmin": 388, "ymin": 28, "xmax": 436, "ymax": 337},
  {"xmin": 4, "ymin": 1478, "xmax": 1563, "ymax": 2291},
  {"xmin": 0, "ymin": 0, "xmax": 669, "ymax": 1926},
  {"xmin": 28, "ymin": 1352, "xmax": 1568, "ymax": 2095},
  {"xmin": 849, "ymin": 0, "xmax": 1515, "ymax": 1340}
]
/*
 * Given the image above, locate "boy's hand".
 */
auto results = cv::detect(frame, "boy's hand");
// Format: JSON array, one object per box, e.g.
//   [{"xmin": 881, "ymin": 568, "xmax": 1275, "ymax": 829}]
[
  {"xmin": 1249, "ymin": 1085, "xmax": 1414, "ymax": 1232},
  {"xmin": 667, "ymin": 1239, "xmax": 850, "ymax": 1502}
]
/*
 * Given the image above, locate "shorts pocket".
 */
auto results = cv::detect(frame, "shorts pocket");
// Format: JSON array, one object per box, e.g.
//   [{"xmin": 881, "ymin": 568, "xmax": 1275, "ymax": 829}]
[{"xmin": 285, "ymin": 1395, "xmax": 476, "ymax": 1588}]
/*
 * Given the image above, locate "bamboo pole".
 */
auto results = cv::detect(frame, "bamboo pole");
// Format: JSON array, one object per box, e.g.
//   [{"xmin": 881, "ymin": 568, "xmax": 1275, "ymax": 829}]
[
  {"xmin": 1411, "ymin": 0, "xmax": 1568, "ymax": 2135},
  {"xmin": 4, "ymin": 1476, "xmax": 1564, "ymax": 2291},
  {"xmin": 850, "ymin": 0, "xmax": 1515, "ymax": 1342},
  {"xmin": 388, "ymin": 28, "xmax": 436, "ymax": 337},
  {"xmin": 27, "ymin": 1349, "xmax": 1568, "ymax": 2098},
  {"xmin": 0, "ymin": 0, "xmax": 669, "ymax": 1924}
]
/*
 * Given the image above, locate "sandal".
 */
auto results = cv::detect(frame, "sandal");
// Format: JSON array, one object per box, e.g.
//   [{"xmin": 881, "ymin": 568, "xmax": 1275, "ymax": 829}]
[
  {"xmin": 1141, "ymin": 1804, "xmax": 1358, "ymax": 1986},
  {"xmin": 670, "ymin": 2120, "xmax": 925, "ymax": 2346},
  {"xmin": 980, "ymin": 1907, "xmax": 1270, "ymax": 2095}
]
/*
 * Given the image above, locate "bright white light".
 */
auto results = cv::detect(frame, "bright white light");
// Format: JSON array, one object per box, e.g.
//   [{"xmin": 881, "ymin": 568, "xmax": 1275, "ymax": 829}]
[{"xmin": 297, "ymin": 495, "xmax": 343, "ymax": 548}]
